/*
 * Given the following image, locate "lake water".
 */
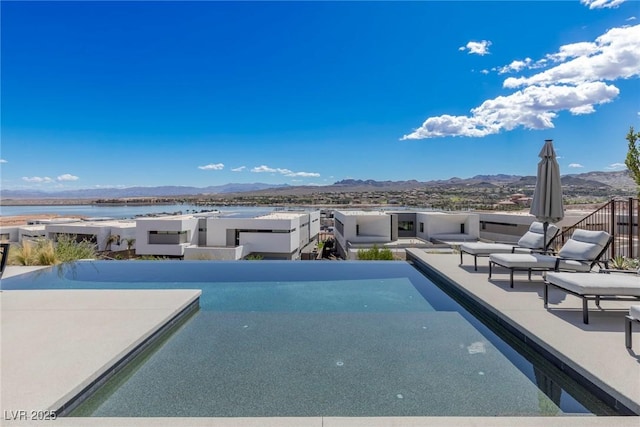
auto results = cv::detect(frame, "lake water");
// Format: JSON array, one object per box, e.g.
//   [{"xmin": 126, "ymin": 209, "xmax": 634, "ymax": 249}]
[{"xmin": 0, "ymin": 204, "xmax": 279, "ymax": 219}]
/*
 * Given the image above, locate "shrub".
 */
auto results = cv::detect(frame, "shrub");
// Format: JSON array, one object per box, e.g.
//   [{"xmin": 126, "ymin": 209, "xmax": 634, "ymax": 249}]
[
  {"xmin": 9, "ymin": 241, "xmax": 37, "ymax": 266},
  {"xmin": 8, "ymin": 236, "xmax": 96, "ymax": 266},
  {"xmin": 357, "ymin": 245, "xmax": 395, "ymax": 260},
  {"xmin": 54, "ymin": 235, "xmax": 96, "ymax": 263}
]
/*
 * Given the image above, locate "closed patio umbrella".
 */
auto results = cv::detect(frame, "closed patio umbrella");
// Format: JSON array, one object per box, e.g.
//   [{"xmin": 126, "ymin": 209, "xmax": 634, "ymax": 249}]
[{"xmin": 529, "ymin": 139, "xmax": 564, "ymax": 250}]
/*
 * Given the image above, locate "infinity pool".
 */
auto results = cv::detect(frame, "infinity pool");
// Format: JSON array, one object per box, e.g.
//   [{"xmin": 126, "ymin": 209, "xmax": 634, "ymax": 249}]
[{"xmin": 1, "ymin": 260, "xmax": 614, "ymax": 416}]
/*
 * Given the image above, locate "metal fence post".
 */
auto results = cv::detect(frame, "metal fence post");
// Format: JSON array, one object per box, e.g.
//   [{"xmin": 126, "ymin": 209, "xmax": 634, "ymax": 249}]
[
  {"xmin": 610, "ymin": 199, "xmax": 616, "ymax": 259},
  {"xmin": 629, "ymin": 197, "xmax": 634, "ymax": 259}
]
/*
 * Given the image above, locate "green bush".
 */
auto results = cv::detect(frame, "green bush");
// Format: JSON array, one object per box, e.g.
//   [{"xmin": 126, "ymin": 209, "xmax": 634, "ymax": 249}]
[
  {"xmin": 357, "ymin": 245, "xmax": 395, "ymax": 260},
  {"xmin": 55, "ymin": 235, "xmax": 97, "ymax": 263}
]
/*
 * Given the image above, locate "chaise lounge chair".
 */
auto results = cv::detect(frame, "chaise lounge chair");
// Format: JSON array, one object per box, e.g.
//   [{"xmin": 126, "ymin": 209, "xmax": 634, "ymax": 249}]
[
  {"xmin": 488, "ymin": 229, "xmax": 612, "ymax": 288},
  {"xmin": 543, "ymin": 269, "xmax": 640, "ymax": 324},
  {"xmin": 459, "ymin": 221, "xmax": 559, "ymax": 271}
]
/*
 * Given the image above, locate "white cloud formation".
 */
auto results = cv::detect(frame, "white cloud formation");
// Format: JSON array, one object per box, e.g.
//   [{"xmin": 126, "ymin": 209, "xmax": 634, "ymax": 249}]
[
  {"xmin": 606, "ymin": 162, "xmax": 627, "ymax": 169},
  {"xmin": 460, "ymin": 40, "xmax": 492, "ymax": 56},
  {"xmin": 231, "ymin": 166, "xmax": 246, "ymax": 172},
  {"xmin": 402, "ymin": 24, "xmax": 640, "ymax": 139},
  {"xmin": 581, "ymin": 0, "xmax": 626, "ymax": 9},
  {"xmin": 198, "ymin": 163, "xmax": 224, "ymax": 170},
  {"xmin": 57, "ymin": 173, "xmax": 79, "ymax": 181},
  {"xmin": 498, "ymin": 58, "xmax": 534, "ymax": 74},
  {"xmin": 251, "ymin": 165, "xmax": 320, "ymax": 178},
  {"xmin": 568, "ymin": 163, "xmax": 584, "ymax": 168},
  {"xmin": 22, "ymin": 176, "xmax": 53, "ymax": 183},
  {"xmin": 0, "ymin": 159, "xmax": 7, "ymax": 163}
]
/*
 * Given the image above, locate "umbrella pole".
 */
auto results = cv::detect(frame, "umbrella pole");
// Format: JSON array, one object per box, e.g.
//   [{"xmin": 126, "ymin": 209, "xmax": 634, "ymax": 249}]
[{"xmin": 543, "ymin": 221, "xmax": 548, "ymax": 253}]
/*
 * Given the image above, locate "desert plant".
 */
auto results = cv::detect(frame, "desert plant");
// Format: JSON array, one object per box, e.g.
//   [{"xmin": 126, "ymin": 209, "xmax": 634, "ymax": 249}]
[
  {"xmin": 9, "ymin": 241, "xmax": 36, "ymax": 266},
  {"xmin": 625, "ymin": 126, "xmax": 640, "ymax": 197},
  {"xmin": 36, "ymin": 239, "xmax": 58, "ymax": 265},
  {"xmin": 123, "ymin": 237, "xmax": 136, "ymax": 257},
  {"xmin": 55, "ymin": 234, "xmax": 96, "ymax": 262},
  {"xmin": 357, "ymin": 245, "xmax": 395, "ymax": 260},
  {"xmin": 104, "ymin": 234, "xmax": 120, "ymax": 251},
  {"xmin": 608, "ymin": 255, "xmax": 631, "ymax": 270}
]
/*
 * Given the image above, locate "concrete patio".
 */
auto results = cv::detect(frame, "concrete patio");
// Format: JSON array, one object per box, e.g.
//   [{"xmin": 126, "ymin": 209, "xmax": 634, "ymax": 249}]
[{"xmin": 1, "ymin": 261, "xmax": 638, "ymax": 427}]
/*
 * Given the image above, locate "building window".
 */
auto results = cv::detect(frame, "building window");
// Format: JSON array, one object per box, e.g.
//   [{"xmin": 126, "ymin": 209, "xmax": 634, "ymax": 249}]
[
  {"xmin": 148, "ymin": 230, "xmax": 189, "ymax": 245},
  {"xmin": 419, "ymin": 222, "xmax": 424, "ymax": 233},
  {"xmin": 356, "ymin": 224, "xmax": 360, "ymax": 235},
  {"xmin": 399, "ymin": 221, "xmax": 414, "ymax": 231}
]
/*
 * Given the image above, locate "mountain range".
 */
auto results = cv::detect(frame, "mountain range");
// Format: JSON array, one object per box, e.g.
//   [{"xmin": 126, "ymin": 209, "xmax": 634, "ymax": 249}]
[{"xmin": 0, "ymin": 170, "xmax": 635, "ymax": 199}]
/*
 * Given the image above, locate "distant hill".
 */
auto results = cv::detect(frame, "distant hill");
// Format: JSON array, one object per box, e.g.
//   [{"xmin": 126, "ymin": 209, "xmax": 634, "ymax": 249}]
[
  {"xmin": 567, "ymin": 170, "xmax": 636, "ymax": 191},
  {"xmin": 0, "ymin": 183, "xmax": 290, "ymax": 200},
  {"xmin": 1, "ymin": 170, "xmax": 635, "ymax": 200}
]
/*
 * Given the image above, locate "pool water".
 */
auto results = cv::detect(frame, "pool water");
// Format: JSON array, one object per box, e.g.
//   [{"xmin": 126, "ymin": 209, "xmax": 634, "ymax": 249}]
[{"xmin": 1, "ymin": 261, "xmax": 613, "ymax": 416}]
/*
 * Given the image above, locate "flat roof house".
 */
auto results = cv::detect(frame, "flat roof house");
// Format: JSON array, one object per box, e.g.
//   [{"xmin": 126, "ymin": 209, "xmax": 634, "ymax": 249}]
[
  {"xmin": 184, "ymin": 211, "xmax": 321, "ymax": 260},
  {"xmin": 46, "ymin": 220, "xmax": 137, "ymax": 252},
  {"xmin": 334, "ymin": 210, "xmax": 480, "ymax": 259}
]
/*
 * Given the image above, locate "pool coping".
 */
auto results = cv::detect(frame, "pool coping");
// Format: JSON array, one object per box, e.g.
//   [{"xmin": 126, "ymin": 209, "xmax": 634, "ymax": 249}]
[{"xmin": 0, "ymin": 288, "xmax": 202, "ymax": 417}]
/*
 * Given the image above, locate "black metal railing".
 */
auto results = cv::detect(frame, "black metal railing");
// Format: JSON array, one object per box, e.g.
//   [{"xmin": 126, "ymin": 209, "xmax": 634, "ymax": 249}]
[{"xmin": 549, "ymin": 198, "xmax": 638, "ymax": 260}]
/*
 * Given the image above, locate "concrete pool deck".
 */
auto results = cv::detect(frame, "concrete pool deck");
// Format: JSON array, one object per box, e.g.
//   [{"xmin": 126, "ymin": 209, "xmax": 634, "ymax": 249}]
[
  {"xmin": 0, "ymin": 263, "xmax": 638, "ymax": 427},
  {"xmin": 407, "ymin": 250, "xmax": 640, "ymax": 413}
]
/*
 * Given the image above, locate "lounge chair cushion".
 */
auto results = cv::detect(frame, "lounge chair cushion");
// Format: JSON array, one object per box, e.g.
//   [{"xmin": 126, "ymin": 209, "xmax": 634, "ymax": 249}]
[
  {"xmin": 490, "ymin": 253, "xmax": 558, "ymax": 269},
  {"xmin": 557, "ymin": 229, "xmax": 610, "ymax": 261},
  {"xmin": 546, "ymin": 272, "xmax": 640, "ymax": 296},
  {"xmin": 517, "ymin": 222, "xmax": 559, "ymax": 249},
  {"xmin": 489, "ymin": 253, "xmax": 592, "ymax": 272},
  {"xmin": 460, "ymin": 242, "xmax": 515, "ymax": 256},
  {"xmin": 631, "ymin": 305, "xmax": 640, "ymax": 320}
]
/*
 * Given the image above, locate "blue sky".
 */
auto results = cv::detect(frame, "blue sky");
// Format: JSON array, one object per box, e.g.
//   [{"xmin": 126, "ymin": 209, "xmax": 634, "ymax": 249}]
[{"xmin": 1, "ymin": 0, "xmax": 639, "ymax": 191}]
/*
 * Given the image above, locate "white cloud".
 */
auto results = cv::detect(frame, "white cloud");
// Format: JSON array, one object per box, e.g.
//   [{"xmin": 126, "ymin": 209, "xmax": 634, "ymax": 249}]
[
  {"xmin": 568, "ymin": 163, "xmax": 584, "ymax": 168},
  {"xmin": 503, "ymin": 25, "xmax": 640, "ymax": 88},
  {"xmin": 461, "ymin": 40, "xmax": 492, "ymax": 56},
  {"xmin": 252, "ymin": 165, "xmax": 283, "ymax": 173},
  {"xmin": 402, "ymin": 82, "xmax": 619, "ymax": 139},
  {"xmin": 627, "ymin": 16, "xmax": 637, "ymax": 21},
  {"xmin": 286, "ymin": 171, "xmax": 321, "ymax": 177},
  {"xmin": 231, "ymin": 166, "xmax": 246, "ymax": 172},
  {"xmin": 498, "ymin": 58, "xmax": 533, "ymax": 74},
  {"xmin": 581, "ymin": 0, "xmax": 626, "ymax": 9},
  {"xmin": 251, "ymin": 164, "xmax": 320, "ymax": 178},
  {"xmin": 606, "ymin": 162, "xmax": 627, "ymax": 169},
  {"xmin": 402, "ymin": 24, "xmax": 639, "ymax": 139},
  {"xmin": 198, "ymin": 163, "xmax": 224, "ymax": 170},
  {"xmin": 0, "ymin": 159, "xmax": 7, "ymax": 163},
  {"xmin": 57, "ymin": 173, "xmax": 79, "ymax": 181},
  {"xmin": 22, "ymin": 176, "xmax": 53, "ymax": 183}
]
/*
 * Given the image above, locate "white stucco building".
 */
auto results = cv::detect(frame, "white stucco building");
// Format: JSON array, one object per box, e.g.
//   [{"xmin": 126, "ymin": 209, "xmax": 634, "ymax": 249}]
[
  {"xmin": 333, "ymin": 210, "xmax": 480, "ymax": 259},
  {"xmin": 135, "ymin": 210, "xmax": 321, "ymax": 260},
  {"xmin": 184, "ymin": 211, "xmax": 320, "ymax": 260},
  {"xmin": 46, "ymin": 220, "xmax": 137, "ymax": 252}
]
